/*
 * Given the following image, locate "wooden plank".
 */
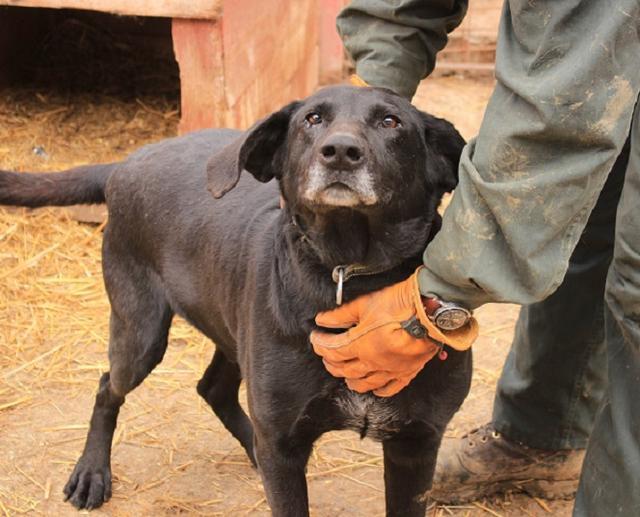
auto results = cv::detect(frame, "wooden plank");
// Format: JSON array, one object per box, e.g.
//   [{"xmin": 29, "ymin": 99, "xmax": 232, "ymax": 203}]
[
  {"xmin": 221, "ymin": 0, "xmax": 319, "ymax": 128},
  {"xmin": 228, "ymin": 53, "xmax": 319, "ymax": 130},
  {"xmin": 0, "ymin": 0, "xmax": 223, "ymax": 19},
  {"xmin": 222, "ymin": 0, "xmax": 316, "ymax": 107},
  {"xmin": 318, "ymin": 0, "xmax": 347, "ymax": 83},
  {"xmin": 172, "ymin": 18, "xmax": 228, "ymax": 133}
]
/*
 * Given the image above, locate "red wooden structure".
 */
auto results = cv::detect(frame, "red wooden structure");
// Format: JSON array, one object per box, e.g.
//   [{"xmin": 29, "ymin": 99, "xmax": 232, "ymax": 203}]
[{"xmin": 0, "ymin": 0, "xmax": 347, "ymax": 133}]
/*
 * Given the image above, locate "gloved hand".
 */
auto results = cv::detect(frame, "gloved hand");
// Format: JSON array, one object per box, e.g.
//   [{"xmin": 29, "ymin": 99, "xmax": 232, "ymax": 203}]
[{"xmin": 310, "ymin": 268, "xmax": 478, "ymax": 397}]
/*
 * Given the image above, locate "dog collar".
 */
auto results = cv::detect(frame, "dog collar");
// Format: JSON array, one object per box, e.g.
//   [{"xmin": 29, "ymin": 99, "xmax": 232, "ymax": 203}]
[
  {"xmin": 291, "ymin": 214, "xmax": 402, "ymax": 305},
  {"xmin": 331, "ymin": 263, "xmax": 395, "ymax": 305}
]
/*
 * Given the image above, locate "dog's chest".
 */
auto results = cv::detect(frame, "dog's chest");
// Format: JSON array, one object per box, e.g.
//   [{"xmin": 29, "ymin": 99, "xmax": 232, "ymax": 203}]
[{"xmin": 333, "ymin": 391, "xmax": 403, "ymax": 441}]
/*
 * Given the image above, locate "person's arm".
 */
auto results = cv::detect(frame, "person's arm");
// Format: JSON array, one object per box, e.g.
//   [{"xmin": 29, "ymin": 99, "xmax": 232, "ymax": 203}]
[
  {"xmin": 417, "ymin": 0, "xmax": 640, "ymax": 309},
  {"xmin": 337, "ymin": 0, "xmax": 468, "ymax": 99}
]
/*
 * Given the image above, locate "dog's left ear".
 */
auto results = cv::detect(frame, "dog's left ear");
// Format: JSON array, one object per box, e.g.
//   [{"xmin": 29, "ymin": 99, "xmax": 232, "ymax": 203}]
[
  {"xmin": 207, "ymin": 101, "xmax": 302, "ymax": 198},
  {"xmin": 420, "ymin": 112, "xmax": 466, "ymax": 197}
]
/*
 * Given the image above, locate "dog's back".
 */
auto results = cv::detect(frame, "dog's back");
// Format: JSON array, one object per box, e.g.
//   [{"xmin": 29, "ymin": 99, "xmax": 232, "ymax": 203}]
[{"xmin": 0, "ymin": 128, "xmax": 283, "ymax": 356}]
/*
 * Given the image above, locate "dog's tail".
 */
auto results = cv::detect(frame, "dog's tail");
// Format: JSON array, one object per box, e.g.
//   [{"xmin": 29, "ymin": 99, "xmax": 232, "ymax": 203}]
[{"xmin": 0, "ymin": 163, "xmax": 115, "ymax": 208}]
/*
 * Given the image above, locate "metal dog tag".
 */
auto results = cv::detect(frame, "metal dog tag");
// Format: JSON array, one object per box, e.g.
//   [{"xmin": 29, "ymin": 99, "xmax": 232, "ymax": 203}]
[
  {"xmin": 331, "ymin": 266, "xmax": 348, "ymax": 306},
  {"xmin": 334, "ymin": 267, "xmax": 345, "ymax": 306}
]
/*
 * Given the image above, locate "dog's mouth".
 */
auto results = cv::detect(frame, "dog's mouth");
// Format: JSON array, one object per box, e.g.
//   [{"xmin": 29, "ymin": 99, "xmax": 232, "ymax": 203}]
[
  {"xmin": 317, "ymin": 182, "xmax": 363, "ymax": 207},
  {"xmin": 302, "ymin": 164, "xmax": 379, "ymax": 209}
]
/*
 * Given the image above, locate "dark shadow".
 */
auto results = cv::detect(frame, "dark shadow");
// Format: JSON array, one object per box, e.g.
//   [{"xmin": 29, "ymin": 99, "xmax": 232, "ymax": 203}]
[{"xmin": 0, "ymin": 6, "xmax": 179, "ymax": 100}]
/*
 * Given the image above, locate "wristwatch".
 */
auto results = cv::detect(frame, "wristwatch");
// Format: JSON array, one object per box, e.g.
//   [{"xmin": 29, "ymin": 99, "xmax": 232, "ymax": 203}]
[{"xmin": 422, "ymin": 296, "xmax": 472, "ymax": 331}]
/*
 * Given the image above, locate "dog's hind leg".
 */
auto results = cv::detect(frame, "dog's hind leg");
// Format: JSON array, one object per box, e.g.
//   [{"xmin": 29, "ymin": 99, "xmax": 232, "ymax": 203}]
[
  {"xmin": 63, "ymin": 252, "xmax": 173, "ymax": 510},
  {"xmin": 197, "ymin": 349, "xmax": 256, "ymax": 465}
]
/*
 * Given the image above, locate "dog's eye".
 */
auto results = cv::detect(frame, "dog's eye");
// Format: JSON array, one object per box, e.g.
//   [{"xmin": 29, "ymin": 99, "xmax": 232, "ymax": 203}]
[
  {"xmin": 382, "ymin": 115, "xmax": 401, "ymax": 129},
  {"xmin": 305, "ymin": 112, "xmax": 323, "ymax": 126}
]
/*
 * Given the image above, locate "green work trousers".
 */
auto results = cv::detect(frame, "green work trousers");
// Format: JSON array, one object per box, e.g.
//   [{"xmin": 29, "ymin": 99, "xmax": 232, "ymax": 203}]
[{"xmin": 574, "ymin": 105, "xmax": 640, "ymax": 516}]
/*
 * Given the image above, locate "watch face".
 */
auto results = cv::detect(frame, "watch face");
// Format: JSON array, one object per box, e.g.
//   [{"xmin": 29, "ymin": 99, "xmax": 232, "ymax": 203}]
[{"xmin": 435, "ymin": 308, "xmax": 469, "ymax": 331}]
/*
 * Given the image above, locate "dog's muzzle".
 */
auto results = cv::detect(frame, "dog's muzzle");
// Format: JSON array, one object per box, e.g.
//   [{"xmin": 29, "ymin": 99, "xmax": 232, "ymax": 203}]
[{"xmin": 302, "ymin": 163, "xmax": 378, "ymax": 207}]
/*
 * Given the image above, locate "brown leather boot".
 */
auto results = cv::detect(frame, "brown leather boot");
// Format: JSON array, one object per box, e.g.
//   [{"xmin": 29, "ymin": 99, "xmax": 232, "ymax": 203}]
[{"xmin": 429, "ymin": 424, "xmax": 585, "ymax": 503}]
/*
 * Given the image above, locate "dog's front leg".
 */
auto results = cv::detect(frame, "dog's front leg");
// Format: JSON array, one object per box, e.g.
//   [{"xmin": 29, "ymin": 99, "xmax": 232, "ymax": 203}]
[
  {"xmin": 253, "ymin": 429, "xmax": 313, "ymax": 517},
  {"xmin": 383, "ymin": 434, "xmax": 441, "ymax": 517}
]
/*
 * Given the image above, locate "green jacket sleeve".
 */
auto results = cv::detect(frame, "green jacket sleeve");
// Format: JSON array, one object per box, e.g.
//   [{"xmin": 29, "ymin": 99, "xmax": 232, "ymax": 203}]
[
  {"xmin": 337, "ymin": 0, "xmax": 468, "ymax": 99},
  {"xmin": 417, "ymin": 0, "xmax": 640, "ymax": 309}
]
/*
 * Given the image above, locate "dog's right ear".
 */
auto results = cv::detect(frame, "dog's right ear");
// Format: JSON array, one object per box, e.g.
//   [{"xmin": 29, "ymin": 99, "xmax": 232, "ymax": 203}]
[
  {"xmin": 420, "ymin": 112, "xmax": 466, "ymax": 198},
  {"xmin": 207, "ymin": 101, "xmax": 302, "ymax": 198}
]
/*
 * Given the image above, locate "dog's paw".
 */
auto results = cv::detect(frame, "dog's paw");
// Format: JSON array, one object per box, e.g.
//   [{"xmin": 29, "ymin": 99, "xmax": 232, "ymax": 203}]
[{"xmin": 63, "ymin": 459, "xmax": 112, "ymax": 510}]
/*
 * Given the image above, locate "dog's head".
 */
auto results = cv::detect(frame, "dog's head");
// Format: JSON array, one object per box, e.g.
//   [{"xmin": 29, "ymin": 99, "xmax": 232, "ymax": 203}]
[{"xmin": 207, "ymin": 85, "xmax": 464, "ymax": 219}]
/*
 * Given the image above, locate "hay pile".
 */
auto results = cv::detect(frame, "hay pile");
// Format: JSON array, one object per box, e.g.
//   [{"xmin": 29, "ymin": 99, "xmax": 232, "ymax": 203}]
[{"xmin": 0, "ymin": 89, "xmax": 178, "ymax": 173}]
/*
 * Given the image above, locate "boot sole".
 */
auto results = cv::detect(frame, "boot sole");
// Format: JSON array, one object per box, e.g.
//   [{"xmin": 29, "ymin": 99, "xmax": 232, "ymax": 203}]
[{"xmin": 430, "ymin": 478, "xmax": 578, "ymax": 504}]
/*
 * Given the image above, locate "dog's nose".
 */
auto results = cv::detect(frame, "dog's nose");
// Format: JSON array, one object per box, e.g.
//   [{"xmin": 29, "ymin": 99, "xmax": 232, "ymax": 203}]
[{"xmin": 319, "ymin": 133, "xmax": 365, "ymax": 170}]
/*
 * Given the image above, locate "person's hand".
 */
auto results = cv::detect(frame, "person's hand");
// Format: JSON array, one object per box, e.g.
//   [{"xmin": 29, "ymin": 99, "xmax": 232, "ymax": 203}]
[{"xmin": 310, "ymin": 268, "xmax": 478, "ymax": 397}]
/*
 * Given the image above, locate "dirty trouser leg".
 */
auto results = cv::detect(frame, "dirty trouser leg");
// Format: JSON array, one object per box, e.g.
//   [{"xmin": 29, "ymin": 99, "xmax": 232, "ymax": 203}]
[
  {"xmin": 492, "ymin": 141, "xmax": 629, "ymax": 450},
  {"xmin": 574, "ymin": 102, "xmax": 640, "ymax": 517}
]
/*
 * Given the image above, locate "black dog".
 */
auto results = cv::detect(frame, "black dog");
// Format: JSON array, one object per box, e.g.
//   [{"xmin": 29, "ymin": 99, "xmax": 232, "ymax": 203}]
[{"xmin": 0, "ymin": 86, "xmax": 471, "ymax": 516}]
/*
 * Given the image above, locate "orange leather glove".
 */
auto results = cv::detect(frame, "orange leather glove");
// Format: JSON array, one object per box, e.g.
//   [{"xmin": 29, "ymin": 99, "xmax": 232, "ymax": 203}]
[
  {"xmin": 349, "ymin": 74, "xmax": 369, "ymax": 87},
  {"xmin": 310, "ymin": 268, "xmax": 478, "ymax": 397}
]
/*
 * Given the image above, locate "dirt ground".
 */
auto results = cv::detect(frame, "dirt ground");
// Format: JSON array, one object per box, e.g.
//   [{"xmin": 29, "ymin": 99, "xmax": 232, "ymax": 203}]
[{"xmin": 0, "ymin": 75, "xmax": 574, "ymax": 516}]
